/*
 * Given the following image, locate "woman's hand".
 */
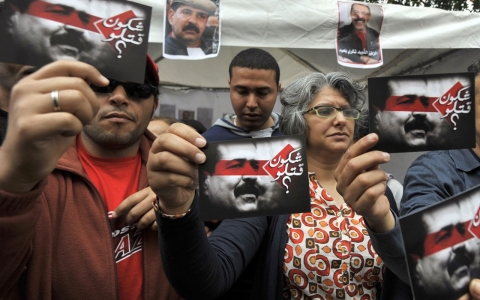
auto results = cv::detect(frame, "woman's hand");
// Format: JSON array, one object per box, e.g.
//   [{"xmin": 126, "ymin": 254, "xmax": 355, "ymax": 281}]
[{"xmin": 334, "ymin": 133, "xmax": 394, "ymax": 233}]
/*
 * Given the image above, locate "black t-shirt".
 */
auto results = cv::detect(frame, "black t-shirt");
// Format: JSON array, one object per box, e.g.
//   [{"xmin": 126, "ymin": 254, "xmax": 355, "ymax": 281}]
[{"xmin": 0, "ymin": 108, "xmax": 8, "ymax": 146}]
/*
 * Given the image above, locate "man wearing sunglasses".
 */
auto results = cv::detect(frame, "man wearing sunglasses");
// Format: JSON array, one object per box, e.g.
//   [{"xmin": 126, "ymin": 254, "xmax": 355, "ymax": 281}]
[
  {"xmin": 0, "ymin": 56, "xmax": 179, "ymax": 300},
  {"xmin": 337, "ymin": 3, "xmax": 380, "ymax": 65}
]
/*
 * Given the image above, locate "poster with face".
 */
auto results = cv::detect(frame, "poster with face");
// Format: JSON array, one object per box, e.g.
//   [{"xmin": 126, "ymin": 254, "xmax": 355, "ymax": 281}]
[
  {"xmin": 368, "ymin": 72, "xmax": 475, "ymax": 153},
  {"xmin": 163, "ymin": 0, "xmax": 220, "ymax": 60},
  {"xmin": 400, "ymin": 185, "xmax": 480, "ymax": 300},
  {"xmin": 0, "ymin": 0, "xmax": 152, "ymax": 83},
  {"xmin": 198, "ymin": 135, "xmax": 310, "ymax": 220},
  {"xmin": 336, "ymin": 1, "xmax": 383, "ymax": 69}
]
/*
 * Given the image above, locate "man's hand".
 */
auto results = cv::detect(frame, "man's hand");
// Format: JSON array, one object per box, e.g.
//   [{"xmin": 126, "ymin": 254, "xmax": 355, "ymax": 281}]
[
  {"xmin": 360, "ymin": 55, "xmax": 379, "ymax": 64},
  {"xmin": 147, "ymin": 123, "xmax": 206, "ymax": 215},
  {"xmin": 338, "ymin": 56, "xmax": 354, "ymax": 63},
  {"xmin": 114, "ymin": 187, "xmax": 158, "ymax": 231},
  {"xmin": 0, "ymin": 60, "xmax": 108, "ymax": 194},
  {"xmin": 458, "ymin": 279, "xmax": 480, "ymax": 300},
  {"xmin": 334, "ymin": 133, "xmax": 394, "ymax": 233}
]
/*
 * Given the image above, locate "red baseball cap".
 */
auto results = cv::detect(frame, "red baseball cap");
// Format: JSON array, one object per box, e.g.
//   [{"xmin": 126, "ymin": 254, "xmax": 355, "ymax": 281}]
[{"xmin": 145, "ymin": 54, "xmax": 159, "ymax": 85}]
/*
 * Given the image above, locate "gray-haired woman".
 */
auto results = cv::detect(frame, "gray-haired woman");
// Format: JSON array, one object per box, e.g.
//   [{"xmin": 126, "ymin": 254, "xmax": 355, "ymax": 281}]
[{"xmin": 152, "ymin": 72, "xmax": 405, "ymax": 300}]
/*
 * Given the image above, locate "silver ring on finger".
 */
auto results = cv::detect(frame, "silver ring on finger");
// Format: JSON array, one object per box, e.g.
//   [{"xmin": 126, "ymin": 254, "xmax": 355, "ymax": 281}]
[{"xmin": 51, "ymin": 90, "xmax": 61, "ymax": 112}]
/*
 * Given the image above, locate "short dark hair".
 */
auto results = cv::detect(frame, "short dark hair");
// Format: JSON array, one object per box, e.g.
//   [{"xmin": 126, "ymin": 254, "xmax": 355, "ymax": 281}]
[
  {"xmin": 467, "ymin": 59, "xmax": 480, "ymax": 77},
  {"xmin": 229, "ymin": 48, "xmax": 280, "ymax": 85},
  {"xmin": 4, "ymin": 0, "xmax": 36, "ymax": 13},
  {"xmin": 351, "ymin": 3, "xmax": 371, "ymax": 14}
]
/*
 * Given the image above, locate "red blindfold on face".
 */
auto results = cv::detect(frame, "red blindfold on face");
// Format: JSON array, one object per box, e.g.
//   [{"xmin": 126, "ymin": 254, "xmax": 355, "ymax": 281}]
[
  {"xmin": 213, "ymin": 160, "xmax": 269, "ymax": 176},
  {"xmin": 384, "ymin": 95, "xmax": 438, "ymax": 112},
  {"xmin": 23, "ymin": 1, "xmax": 100, "ymax": 32},
  {"xmin": 422, "ymin": 220, "xmax": 474, "ymax": 257}
]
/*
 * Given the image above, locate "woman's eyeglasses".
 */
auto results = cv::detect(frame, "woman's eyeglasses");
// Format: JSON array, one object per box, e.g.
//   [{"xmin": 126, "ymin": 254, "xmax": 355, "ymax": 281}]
[
  {"xmin": 90, "ymin": 79, "xmax": 158, "ymax": 99},
  {"xmin": 302, "ymin": 106, "xmax": 360, "ymax": 120}
]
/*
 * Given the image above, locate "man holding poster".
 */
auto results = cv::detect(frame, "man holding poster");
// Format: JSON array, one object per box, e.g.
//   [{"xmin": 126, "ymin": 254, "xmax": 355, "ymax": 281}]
[{"xmin": 347, "ymin": 60, "xmax": 480, "ymax": 299}]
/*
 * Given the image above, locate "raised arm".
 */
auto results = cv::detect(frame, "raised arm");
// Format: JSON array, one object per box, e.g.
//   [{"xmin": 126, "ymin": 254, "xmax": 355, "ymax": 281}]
[
  {"xmin": 148, "ymin": 124, "xmax": 268, "ymax": 299},
  {"xmin": 0, "ymin": 60, "xmax": 108, "ymax": 297},
  {"xmin": 334, "ymin": 133, "xmax": 410, "ymax": 285}
]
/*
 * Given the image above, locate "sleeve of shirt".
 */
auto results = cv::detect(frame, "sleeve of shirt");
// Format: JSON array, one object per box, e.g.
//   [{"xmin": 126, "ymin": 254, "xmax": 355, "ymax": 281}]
[
  {"xmin": 156, "ymin": 197, "xmax": 268, "ymax": 300},
  {"xmin": 400, "ymin": 153, "xmax": 459, "ymax": 217},
  {"xmin": 0, "ymin": 180, "xmax": 46, "ymax": 298},
  {"xmin": 367, "ymin": 211, "xmax": 410, "ymax": 284}
]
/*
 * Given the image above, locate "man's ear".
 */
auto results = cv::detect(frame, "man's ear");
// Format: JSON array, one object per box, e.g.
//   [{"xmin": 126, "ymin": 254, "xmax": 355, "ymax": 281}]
[
  {"xmin": 227, "ymin": 78, "xmax": 231, "ymax": 86},
  {"xmin": 202, "ymin": 170, "xmax": 211, "ymax": 196},
  {"xmin": 167, "ymin": 9, "xmax": 175, "ymax": 25},
  {"xmin": 413, "ymin": 258, "xmax": 425, "ymax": 287},
  {"xmin": 373, "ymin": 106, "xmax": 381, "ymax": 126},
  {"xmin": 277, "ymin": 83, "xmax": 281, "ymax": 91},
  {"xmin": 151, "ymin": 99, "xmax": 159, "ymax": 119}
]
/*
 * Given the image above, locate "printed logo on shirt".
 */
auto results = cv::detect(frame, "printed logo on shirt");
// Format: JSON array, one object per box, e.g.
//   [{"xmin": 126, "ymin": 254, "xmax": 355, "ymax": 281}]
[{"xmin": 109, "ymin": 211, "xmax": 142, "ymax": 263}]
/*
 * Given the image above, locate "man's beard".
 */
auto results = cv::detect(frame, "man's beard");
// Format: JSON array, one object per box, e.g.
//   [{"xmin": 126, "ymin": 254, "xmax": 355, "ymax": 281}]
[{"xmin": 82, "ymin": 108, "xmax": 146, "ymax": 150}]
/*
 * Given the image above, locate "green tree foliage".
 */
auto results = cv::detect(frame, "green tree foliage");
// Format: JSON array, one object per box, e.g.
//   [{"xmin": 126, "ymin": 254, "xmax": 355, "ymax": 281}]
[{"xmin": 363, "ymin": 0, "xmax": 480, "ymax": 12}]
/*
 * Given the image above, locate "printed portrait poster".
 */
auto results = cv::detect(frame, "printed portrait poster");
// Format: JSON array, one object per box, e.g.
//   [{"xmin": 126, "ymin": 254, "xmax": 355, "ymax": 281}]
[
  {"xmin": 336, "ymin": 1, "xmax": 384, "ymax": 69},
  {"xmin": 163, "ymin": 0, "xmax": 220, "ymax": 60},
  {"xmin": 198, "ymin": 135, "xmax": 310, "ymax": 220},
  {"xmin": 179, "ymin": 109, "xmax": 195, "ymax": 120},
  {"xmin": 0, "ymin": 0, "xmax": 152, "ymax": 83},
  {"xmin": 400, "ymin": 185, "xmax": 480, "ymax": 300},
  {"xmin": 368, "ymin": 72, "xmax": 475, "ymax": 153}
]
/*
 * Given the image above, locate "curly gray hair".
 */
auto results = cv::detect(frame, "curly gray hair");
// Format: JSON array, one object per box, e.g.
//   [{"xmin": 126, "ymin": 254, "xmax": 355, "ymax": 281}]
[{"xmin": 279, "ymin": 72, "xmax": 367, "ymax": 139}]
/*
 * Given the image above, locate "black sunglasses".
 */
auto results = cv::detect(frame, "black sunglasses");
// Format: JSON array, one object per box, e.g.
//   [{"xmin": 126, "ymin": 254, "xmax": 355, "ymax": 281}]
[{"xmin": 90, "ymin": 79, "xmax": 158, "ymax": 99}]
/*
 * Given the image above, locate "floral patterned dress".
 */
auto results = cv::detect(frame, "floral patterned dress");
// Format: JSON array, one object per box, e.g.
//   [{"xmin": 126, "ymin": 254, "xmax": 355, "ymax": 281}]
[{"xmin": 283, "ymin": 173, "xmax": 384, "ymax": 300}]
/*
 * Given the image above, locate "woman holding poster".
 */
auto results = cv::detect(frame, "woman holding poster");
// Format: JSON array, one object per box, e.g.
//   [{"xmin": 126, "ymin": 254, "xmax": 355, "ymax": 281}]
[{"xmin": 148, "ymin": 72, "xmax": 403, "ymax": 299}]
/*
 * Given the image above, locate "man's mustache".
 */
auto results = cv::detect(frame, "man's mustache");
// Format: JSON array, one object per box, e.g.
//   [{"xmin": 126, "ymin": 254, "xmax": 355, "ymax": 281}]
[
  {"xmin": 234, "ymin": 182, "xmax": 262, "ymax": 199},
  {"xmin": 182, "ymin": 23, "xmax": 200, "ymax": 33},
  {"xmin": 50, "ymin": 32, "xmax": 87, "ymax": 52},
  {"xmin": 98, "ymin": 107, "xmax": 137, "ymax": 122},
  {"xmin": 353, "ymin": 17, "xmax": 366, "ymax": 23},
  {"xmin": 448, "ymin": 245, "xmax": 475, "ymax": 277},
  {"xmin": 404, "ymin": 114, "xmax": 431, "ymax": 133}
]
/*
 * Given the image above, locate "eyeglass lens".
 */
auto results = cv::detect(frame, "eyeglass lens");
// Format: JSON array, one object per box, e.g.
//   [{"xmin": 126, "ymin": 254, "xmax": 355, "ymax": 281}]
[
  {"xmin": 90, "ymin": 80, "xmax": 155, "ymax": 99},
  {"xmin": 315, "ymin": 107, "xmax": 358, "ymax": 119}
]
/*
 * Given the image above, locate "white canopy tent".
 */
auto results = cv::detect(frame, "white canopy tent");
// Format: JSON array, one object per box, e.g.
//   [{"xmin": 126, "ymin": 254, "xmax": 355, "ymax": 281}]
[{"xmin": 135, "ymin": 0, "xmax": 480, "ymax": 182}]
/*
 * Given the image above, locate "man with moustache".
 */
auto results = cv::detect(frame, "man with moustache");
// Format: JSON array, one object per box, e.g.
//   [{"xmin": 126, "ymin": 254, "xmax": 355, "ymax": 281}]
[
  {"xmin": 402, "ymin": 194, "xmax": 480, "ymax": 300},
  {"xmin": 0, "ymin": 0, "xmax": 116, "ymax": 69},
  {"xmin": 0, "ymin": 56, "xmax": 179, "ymax": 299},
  {"xmin": 400, "ymin": 60, "xmax": 480, "ymax": 299},
  {"xmin": 200, "ymin": 141, "xmax": 289, "ymax": 219},
  {"xmin": 337, "ymin": 3, "xmax": 380, "ymax": 64},
  {"xmin": 165, "ymin": 0, "xmax": 217, "ymax": 56},
  {"xmin": 334, "ymin": 59, "xmax": 480, "ymax": 299},
  {"xmin": 371, "ymin": 76, "xmax": 461, "ymax": 152}
]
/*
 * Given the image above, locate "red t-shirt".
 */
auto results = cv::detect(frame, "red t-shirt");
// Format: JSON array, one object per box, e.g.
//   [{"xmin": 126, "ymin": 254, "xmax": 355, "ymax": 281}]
[
  {"xmin": 356, "ymin": 31, "xmax": 367, "ymax": 50},
  {"xmin": 77, "ymin": 136, "xmax": 143, "ymax": 300}
]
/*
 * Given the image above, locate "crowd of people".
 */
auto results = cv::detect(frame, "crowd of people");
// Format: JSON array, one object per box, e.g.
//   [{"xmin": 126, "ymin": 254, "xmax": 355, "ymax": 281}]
[{"xmin": 1, "ymin": 1, "xmax": 480, "ymax": 300}]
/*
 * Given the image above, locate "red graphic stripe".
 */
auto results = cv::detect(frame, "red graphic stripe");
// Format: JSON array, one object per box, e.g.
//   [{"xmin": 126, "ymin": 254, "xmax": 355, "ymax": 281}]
[
  {"xmin": 213, "ymin": 160, "xmax": 269, "ymax": 176},
  {"xmin": 384, "ymin": 96, "xmax": 438, "ymax": 112},
  {"xmin": 25, "ymin": 0, "xmax": 101, "ymax": 32},
  {"xmin": 423, "ymin": 220, "xmax": 474, "ymax": 257}
]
